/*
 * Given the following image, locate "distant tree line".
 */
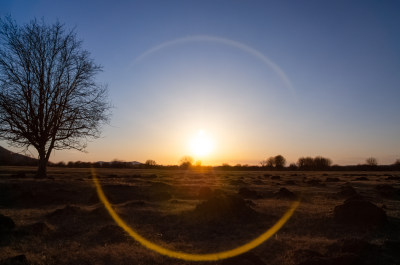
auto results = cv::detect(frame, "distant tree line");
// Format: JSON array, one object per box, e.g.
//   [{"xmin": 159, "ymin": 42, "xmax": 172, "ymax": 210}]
[
  {"xmin": 43, "ymin": 155, "xmax": 400, "ymax": 171},
  {"xmin": 2, "ymin": 147, "xmax": 400, "ymax": 171},
  {"xmin": 49, "ymin": 160, "xmax": 162, "ymax": 169}
]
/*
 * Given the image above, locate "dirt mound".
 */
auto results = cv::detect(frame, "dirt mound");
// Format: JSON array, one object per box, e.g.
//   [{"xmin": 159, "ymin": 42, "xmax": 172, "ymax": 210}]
[
  {"xmin": 292, "ymin": 249, "xmax": 323, "ymax": 262},
  {"xmin": 189, "ymin": 194, "xmax": 258, "ymax": 223},
  {"xmin": 46, "ymin": 205, "xmax": 110, "ymax": 236},
  {"xmin": 123, "ymin": 200, "xmax": 147, "ymax": 208},
  {"xmin": 0, "ymin": 183, "xmax": 23, "ymax": 207},
  {"xmin": 383, "ymin": 240, "xmax": 400, "ymax": 258},
  {"xmin": 337, "ymin": 185, "xmax": 358, "ymax": 197},
  {"xmin": 343, "ymin": 194, "xmax": 368, "ymax": 204},
  {"xmin": 128, "ymin": 174, "xmax": 142, "ymax": 178},
  {"xmin": 326, "ymin": 177, "xmax": 340, "ymax": 182},
  {"xmin": 90, "ymin": 224, "xmax": 128, "ymax": 245},
  {"xmin": 228, "ymin": 179, "xmax": 247, "ymax": 186},
  {"xmin": 88, "ymin": 205, "xmax": 111, "ymax": 221},
  {"xmin": 375, "ymin": 184, "xmax": 400, "ymax": 199},
  {"xmin": 305, "ymin": 178, "xmax": 324, "ymax": 186},
  {"xmin": 385, "ymin": 175, "xmax": 400, "ymax": 181},
  {"xmin": 221, "ymin": 252, "xmax": 266, "ymax": 265},
  {"xmin": 19, "ymin": 222, "xmax": 52, "ymax": 236},
  {"xmin": 0, "ymin": 255, "xmax": 30, "ymax": 265},
  {"xmin": 334, "ymin": 198, "xmax": 386, "ymax": 226},
  {"xmin": 197, "ymin": 186, "xmax": 214, "ymax": 199},
  {"xmin": 149, "ymin": 191, "xmax": 172, "ymax": 201},
  {"xmin": 0, "ymin": 181, "xmax": 87, "ymax": 207},
  {"xmin": 10, "ymin": 172, "xmax": 26, "ymax": 178},
  {"xmin": 354, "ymin": 176, "xmax": 369, "ymax": 181},
  {"xmin": 275, "ymin": 187, "xmax": 297, "ymax": 200},
  {"xmin": 0, "ymin": 214, "xmax": 15, "ymax": 233},
  {"xmin": 101, "ymin": 184, "xmax": 147, "ymax": 203},
  {"xmin": 147, "ymin": 182, "xmax": 173, "ymax": 201},
  {"xmin": 328, "ymin": 238, "xmax": 380, "ymax": 254},
  {"xmin": 0, "ymin": 214, "xmax": 15, "ymax": 246},
  {"xmin": 150, "ymin": 181, "xmax": 172, "ymax": 190},
  {"xmin": 252, "ymin": 179, "xmax": 264, "ymax": 185},
  {"xmin": 285, "ymin": 180, "xmax": 297, "ymax": 185},
  {"xmin": 238, "ymin": 187, "xmax": 260, "ymax": 199},
  {"xmin": 46, "ymin": 205, "xmax": 83, "ymax": 223},
  {"xmin": 340, "ymin": 238, "xmax": 379, "ymax": 254},
  {"xmin": 297, "ymin": 254, "xmax": 362, "ymax": 265}
]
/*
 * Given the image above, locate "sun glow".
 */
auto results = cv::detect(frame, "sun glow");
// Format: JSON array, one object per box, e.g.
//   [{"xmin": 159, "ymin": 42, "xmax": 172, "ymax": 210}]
[{"xmin": 189, "ymin": 130, "xmax": 215, "ymax": 158}]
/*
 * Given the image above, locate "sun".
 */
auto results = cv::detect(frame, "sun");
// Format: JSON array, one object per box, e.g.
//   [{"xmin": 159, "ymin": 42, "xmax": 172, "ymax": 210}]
[{"xmin": 189, "ymin": 130, "xmax": 215, "ymax": 158}]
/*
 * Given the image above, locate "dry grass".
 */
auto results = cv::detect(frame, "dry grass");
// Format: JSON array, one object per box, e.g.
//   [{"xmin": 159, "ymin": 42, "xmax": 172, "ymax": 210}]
[{"xmin": 0, "ymin": 167, "xmax": 399, "ymax": 264}]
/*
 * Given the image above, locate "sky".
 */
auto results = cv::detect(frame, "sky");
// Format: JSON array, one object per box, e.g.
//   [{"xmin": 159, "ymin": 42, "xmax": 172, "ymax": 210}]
[{"xmin": 1, "ymin": 0, "xmax": 399, "ymax": 166}]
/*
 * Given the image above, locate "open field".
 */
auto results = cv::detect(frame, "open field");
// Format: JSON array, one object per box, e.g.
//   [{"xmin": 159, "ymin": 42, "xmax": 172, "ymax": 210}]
[{"xmin": 1, "ymin": 167, "xmax": 399, "ymax": 265}]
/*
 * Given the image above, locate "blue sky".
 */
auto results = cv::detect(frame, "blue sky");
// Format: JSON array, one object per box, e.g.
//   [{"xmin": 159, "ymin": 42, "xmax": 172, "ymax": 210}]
[{"xmin": 1, "ymin": 0, "xmax": 399, "ymax": 165}]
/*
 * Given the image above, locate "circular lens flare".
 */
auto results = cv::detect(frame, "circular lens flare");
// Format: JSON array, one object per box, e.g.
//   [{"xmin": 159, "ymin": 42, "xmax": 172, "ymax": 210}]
[{"xmin": 91, "ymin": 168, "xmax": 300, "ymax": 261}]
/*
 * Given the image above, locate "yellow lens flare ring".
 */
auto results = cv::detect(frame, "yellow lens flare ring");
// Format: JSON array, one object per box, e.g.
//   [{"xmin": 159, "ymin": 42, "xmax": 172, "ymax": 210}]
[{"xmin": 91, "ymin": 168, "xmax": 300, "ymax": 261}]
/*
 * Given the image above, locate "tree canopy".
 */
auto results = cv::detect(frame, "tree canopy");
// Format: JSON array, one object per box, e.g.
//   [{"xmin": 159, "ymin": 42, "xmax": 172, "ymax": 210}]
[{"xmin": 0, "ymin": 17, "xmax": 110, "ymax": 177}]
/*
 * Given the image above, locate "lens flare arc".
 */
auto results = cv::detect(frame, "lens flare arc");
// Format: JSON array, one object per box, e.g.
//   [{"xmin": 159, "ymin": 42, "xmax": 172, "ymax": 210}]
[
  {"xmin": 91, "ymin": 169, "xmax": 300, "ymax": 261},
  {"xmin": 131, "ymin": 35, "xmax": 295, "ymax": 96}
]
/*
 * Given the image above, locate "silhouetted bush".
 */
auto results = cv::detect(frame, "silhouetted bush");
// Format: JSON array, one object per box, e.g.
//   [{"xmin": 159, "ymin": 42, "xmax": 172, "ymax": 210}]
[
  {"xmin": 144, "ymin": 159, "xmax": 157, "ymax": 168},
  {"xmin": 366, "ymin": 157, "xmax": 378, "ymax": 166},
  {"xmin": 297, "ymin": 156, "xmax": 331, "ymax": 170},
  {"xmin": 260, "ymin": 155, "xmax": 286, "ymax": 169},
  {"xmin": 179, "ymin": 156, "xmax": 193, "ymax": 169}
]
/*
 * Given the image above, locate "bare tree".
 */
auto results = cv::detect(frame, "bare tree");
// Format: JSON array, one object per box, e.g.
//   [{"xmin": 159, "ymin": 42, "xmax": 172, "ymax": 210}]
[
  {"xmin": 297, "ymin": 156, "xmax": 331, "ymax": 170},
  {"xmin": 145, "ymin": 159, "xmax": 157, "ymax": 166},
  {"xmin": 260, "ymin": 156, "xmax": 275, "ymax": 168},
  {"xmin": 313, "ymin": 156, "xmax": 332, "ymax": 169},
  {"xmin": 274, "ymin": 155, "xmax": 286, "ymax": 169},
  {"xmin": 0, "ymin": 17, "xmax": 110, "ymax": 177},
  {"xmin": 179, "ymin": 156, "xmax": 193, "ymax": 169},
  {"xmin": 297, "ymin": 157, "xmax": 314, "ymax": 170},
  {"xmin": 366, "ymin": 157, "xmax": 378, "ymax": 166},
  {"xmin": 260, "ymin": 155, "xmax": 286, "ymax": 169},
  {"xmin": 266, "ymin": 157, "xmax": 275, "ymax": 168}
]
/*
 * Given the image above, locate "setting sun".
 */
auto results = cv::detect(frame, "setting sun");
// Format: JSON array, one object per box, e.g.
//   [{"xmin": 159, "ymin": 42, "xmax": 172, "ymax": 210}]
[{"xmin": 188, "ymin": 130, "xmax": 215, "ymax": 158}]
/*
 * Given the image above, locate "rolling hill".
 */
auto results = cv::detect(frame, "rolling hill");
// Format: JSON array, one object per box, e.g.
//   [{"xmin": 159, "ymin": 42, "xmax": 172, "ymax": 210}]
[{"xmin": 0, "ymin": 146, "xmax": 38, "ymax": 166}]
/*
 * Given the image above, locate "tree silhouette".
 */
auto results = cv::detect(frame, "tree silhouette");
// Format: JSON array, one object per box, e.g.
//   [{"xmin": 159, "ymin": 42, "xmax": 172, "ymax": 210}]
[
  {"xmin": 313, "ymin": 156, "xmax": 332, "ymax": 169},
  {"xmin": 260, "ymin": 156, "xmax": 275, "ymax": 168},
  {"xmin": 0, "ymin": 17, "xmax": 110, "ymax": 177},
  {"xmin": 394, "ymin": 159, "xmax": 400, "ymax": 170},
  {"xmin": 366, "ymin": 157, "xmax": 378, "ymax": 166},
  {"xmin": 297, "ymin": 156, "xmax": 331, "ymax": 170},
  {"xmin": 179, "ymin": 156, "xmax": 193, "ymax": 169},
  {"xmin": 274, "ymin": 155, "xmax": 286, "ymax": 169},
  {"xmin": 261, "ymin": 155, "xmax": 286, "ymax": 169},
  {"xmin": 145, "ymin": 159, "xmax": 157, "ymax": 167}
]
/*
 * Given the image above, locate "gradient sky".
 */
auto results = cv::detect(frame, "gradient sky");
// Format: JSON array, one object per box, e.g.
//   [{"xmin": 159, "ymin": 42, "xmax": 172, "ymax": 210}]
[{"xmin": 1, "ymin": 0, "xmax": 399, "ymax": 165}]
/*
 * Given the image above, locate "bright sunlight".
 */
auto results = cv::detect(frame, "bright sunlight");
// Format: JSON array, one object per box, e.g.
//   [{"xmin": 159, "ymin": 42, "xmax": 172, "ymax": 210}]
[{"xmin": 188, "ymin": 130, "xmax": 215, "ymax": 158}]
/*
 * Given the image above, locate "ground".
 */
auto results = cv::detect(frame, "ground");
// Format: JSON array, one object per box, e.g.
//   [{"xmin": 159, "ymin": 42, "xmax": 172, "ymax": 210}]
[{"xmin": 0, "ymin": 167, "xmax": 399, "ymax": 265}]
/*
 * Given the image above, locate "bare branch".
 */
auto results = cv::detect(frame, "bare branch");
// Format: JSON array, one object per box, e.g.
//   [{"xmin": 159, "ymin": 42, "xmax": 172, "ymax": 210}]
[{"xmin": 0, "ymin": 17, "xmax": 111, "ymax": 176}]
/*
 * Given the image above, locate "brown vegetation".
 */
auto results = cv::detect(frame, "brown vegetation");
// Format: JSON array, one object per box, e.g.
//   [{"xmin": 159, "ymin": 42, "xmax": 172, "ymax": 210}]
[{"xmin": 0, "ymin": 167, "xmax": 399, "ymax": 265}]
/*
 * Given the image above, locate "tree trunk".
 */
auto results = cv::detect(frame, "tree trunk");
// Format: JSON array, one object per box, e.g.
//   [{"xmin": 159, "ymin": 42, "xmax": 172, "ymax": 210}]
[{"xmin": 37, "ymin": 149, "xmax": 48, "ymax": 178}]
